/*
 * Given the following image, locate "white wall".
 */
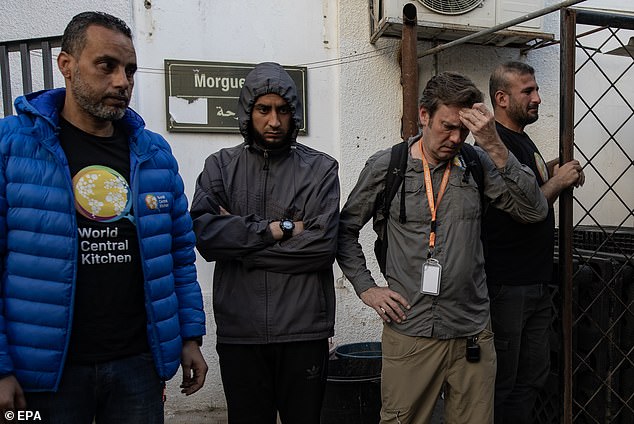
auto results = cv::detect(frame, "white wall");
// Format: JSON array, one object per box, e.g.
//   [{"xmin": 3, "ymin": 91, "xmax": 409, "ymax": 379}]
[
  {"xmin": 1, "ymin": 0, "xmax": 131, "ymax": 40},
  {"xmin": 0, "ymin": 0, "xmax": 632, "ymax": 416}
]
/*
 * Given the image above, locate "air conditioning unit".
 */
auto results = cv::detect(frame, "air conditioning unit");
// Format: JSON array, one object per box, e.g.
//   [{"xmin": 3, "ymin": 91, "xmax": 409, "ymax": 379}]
[{"xmin": 371, "ymin": 0, "xmax": 554, "ymax": 47}]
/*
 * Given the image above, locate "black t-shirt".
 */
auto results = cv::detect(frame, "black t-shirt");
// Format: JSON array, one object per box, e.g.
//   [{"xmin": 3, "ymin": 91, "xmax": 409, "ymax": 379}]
[
  {"xmin": 481, "ymin": 122, "xmax": 555, "ymax": 285},
  {"xmin": 59, "ymin": 118, "xmax": 148, "ymax": 363}
]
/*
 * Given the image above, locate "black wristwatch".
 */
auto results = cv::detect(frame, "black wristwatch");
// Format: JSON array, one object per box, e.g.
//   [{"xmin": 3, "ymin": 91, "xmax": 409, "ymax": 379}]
[{"xmin": 279, "ymin": 219, "xmax": 295, "ymax": 240}]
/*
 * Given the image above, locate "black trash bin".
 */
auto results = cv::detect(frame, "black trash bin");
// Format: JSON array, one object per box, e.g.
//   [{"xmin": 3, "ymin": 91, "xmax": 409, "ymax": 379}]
[{"xmin": 320, "ymin": 342, "xmax": 382, "ymax": 424}]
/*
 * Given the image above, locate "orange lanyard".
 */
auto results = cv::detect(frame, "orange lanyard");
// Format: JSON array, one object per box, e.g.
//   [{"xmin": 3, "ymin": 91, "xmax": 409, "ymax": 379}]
[{"xmin": 419, "ymin": 141, "xmax": 451, "ymax": 257}]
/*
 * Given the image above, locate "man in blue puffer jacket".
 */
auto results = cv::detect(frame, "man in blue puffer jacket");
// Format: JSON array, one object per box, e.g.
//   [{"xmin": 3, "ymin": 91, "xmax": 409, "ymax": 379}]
[{"xmin": 0, "ymin": 11, "xmax": 206, "ymax": 423}]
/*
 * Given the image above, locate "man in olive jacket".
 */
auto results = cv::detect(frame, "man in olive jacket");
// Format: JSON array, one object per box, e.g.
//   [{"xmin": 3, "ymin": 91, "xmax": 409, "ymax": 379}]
[
  {"xmin": 191, "ymin": 62, "xmax": 340, "ymax": 424},
  {"xmin": 337, "ymin": 72, "xmax": 548, "ymax": 424}
]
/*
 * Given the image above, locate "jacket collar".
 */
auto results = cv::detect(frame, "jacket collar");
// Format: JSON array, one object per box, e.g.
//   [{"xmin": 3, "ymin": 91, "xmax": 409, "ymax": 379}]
[
  {"xmin": 16, "ymin": 88, "xmax": 154, "ymax": 155},
  {"xmin": 245, "ymin": 138, "xmax": 296, "ymax": 158}
]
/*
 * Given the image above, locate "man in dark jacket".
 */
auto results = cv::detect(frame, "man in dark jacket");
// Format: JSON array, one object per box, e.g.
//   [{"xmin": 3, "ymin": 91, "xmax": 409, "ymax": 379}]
[
  {"xmin": 485, "ymin": 61, "xmax": 584, "ymax": 424},
  {"xmin": 0, "ymin": 12, "xmax": 206, "ymax": 423},
  {"xmin": 191, "ymin": 62, "xmax": 340, "ymax": 424}
]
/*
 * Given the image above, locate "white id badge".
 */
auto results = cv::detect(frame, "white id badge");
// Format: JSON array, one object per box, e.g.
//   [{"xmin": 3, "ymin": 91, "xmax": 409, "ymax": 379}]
[{"xmin": 420, "ymin": 258, "xmax": 442, "ymax": 295}]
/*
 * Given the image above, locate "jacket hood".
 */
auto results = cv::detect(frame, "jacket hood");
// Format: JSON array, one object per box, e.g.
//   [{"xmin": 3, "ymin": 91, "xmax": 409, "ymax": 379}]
[
  {"xmin": 237, "ymin": 62, "xmax": 302, "ymax": 144},
  {"xmin": 14, "ymin": 88, "xmax": 151, "ymax": 153},
  {"xmin": 16, "ymin": 88, "xmax": 66, "ymax": 130}
]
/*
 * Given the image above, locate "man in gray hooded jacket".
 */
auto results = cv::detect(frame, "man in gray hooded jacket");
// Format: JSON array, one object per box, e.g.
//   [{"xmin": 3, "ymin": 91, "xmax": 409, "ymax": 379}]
[{"xmin": 191, "ymin": 62, "xmax": 340, "ymax": 424}]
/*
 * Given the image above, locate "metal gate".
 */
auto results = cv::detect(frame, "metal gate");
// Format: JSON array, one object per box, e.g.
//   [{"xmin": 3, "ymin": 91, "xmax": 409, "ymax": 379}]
[{"xmin": 550, "ymin": 7, "xmax": 634, "ymax": 424}]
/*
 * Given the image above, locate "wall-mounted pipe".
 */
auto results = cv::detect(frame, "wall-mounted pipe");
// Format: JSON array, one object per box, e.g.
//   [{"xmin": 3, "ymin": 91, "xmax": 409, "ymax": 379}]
[{"xmin": 401, "ymin": 3, "xmax": 418, "ymax": 141}]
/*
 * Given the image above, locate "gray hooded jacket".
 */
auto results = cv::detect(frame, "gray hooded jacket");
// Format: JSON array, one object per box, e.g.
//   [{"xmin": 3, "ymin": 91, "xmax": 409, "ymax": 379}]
[{"xmin": 191, "ymin": 62, "xmax": 340, "ymax": 344}]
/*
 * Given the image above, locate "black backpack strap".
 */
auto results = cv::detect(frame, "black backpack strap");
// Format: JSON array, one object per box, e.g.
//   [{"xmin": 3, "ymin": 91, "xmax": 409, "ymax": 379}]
[
  {"xmin": 375, "ymin": 139, "xmax": 410, "ymax": 276},
  {"xmin": 383, "ymin": 141, "xmax": 409, "ymax": 223},
  {"xmin": 460, "ymin": 143, "xmax": 484, "ymax": 204}
]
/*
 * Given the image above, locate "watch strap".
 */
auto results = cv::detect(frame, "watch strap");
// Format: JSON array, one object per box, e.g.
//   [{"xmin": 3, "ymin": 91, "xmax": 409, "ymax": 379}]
[{"xmin": 280, "ymin": 219, "xmax": 294, "ymax": 240}]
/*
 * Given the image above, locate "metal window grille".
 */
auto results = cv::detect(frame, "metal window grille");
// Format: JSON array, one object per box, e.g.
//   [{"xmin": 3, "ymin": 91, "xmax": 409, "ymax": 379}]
[
  {"xmin": 545, "ymin": 8, "xmax": 634, "ymax": 424},
  {"xmin": 0, "ymin": 36, "xmax": 61, "ymax": 117}
]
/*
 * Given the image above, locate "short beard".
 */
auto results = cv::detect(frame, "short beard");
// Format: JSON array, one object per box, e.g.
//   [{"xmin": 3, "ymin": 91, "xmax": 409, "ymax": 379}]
[
  {"xmin": 71, "ymin": 68, "xmax": 127, "ymax": 121},
  {"xmin": 516, "ymin": 110, "xmax": 539, "ymax": 127},
  {"xmin": 508, "ymin": 102, "xmax": 539, "ymax": 128},
  {"xmin": 250, "ymin": 125, "xmax": 294, "ymax": 151}
]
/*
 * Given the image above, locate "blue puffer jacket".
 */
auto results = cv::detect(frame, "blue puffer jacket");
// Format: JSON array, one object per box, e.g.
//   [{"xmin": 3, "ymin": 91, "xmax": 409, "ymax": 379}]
[{"xmin": 0, "ymin": 88, "xmax": 205, "ymax": 392}]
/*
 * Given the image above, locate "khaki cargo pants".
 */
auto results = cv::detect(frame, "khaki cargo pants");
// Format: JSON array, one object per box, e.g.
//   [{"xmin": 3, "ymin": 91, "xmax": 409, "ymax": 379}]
[{"xmin": 380, "ymin": 324, "xmax": 496, "ymax": 424}]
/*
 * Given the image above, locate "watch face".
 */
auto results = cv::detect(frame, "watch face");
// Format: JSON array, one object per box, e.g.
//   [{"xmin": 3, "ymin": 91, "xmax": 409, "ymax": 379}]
[{"xmin": 281, "ymin": 220, "xmax": 294, "ymax": 231}]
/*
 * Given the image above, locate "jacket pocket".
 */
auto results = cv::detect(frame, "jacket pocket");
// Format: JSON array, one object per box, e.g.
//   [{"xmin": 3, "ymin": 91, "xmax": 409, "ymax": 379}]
[{"xmin": 393, "ymin": 175, "xmax": 428, "ymax": 223}]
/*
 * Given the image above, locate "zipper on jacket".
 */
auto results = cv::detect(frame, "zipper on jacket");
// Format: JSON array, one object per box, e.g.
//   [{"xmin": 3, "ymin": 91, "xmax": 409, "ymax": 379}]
[
  {"xmin": 40, "ymin": 133, "xmax": 78, "ymax": 391},
  {"xmin": 131, "ymin": 147, "xmax": 165, "ymax": 375},
  {"xmin": 261, "ymin": 149, "xmax": 270, "ymax": 341},
  {"xmin": 263, "ymin": 150, "xmax": 270, "ymax": 170}
]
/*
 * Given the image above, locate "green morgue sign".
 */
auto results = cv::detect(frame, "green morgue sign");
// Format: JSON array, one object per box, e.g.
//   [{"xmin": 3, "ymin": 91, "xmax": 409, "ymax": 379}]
[{"xmin": 164, "ymin": 60, "xmax": 307, "ymax": 134}]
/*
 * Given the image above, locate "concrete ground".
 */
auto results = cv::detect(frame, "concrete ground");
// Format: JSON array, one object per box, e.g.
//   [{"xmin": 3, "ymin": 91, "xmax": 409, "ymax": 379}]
[
  {"xmin": 165, "ymin": 408, "xmax": 228, "ymax": 424},
  {"xmin": 166, "ymin": 409, "xmax": 284, "ymax": 424},
  {"xmin": 165, "ymin": 401, "xmax": 444, "ymax": 424}
]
